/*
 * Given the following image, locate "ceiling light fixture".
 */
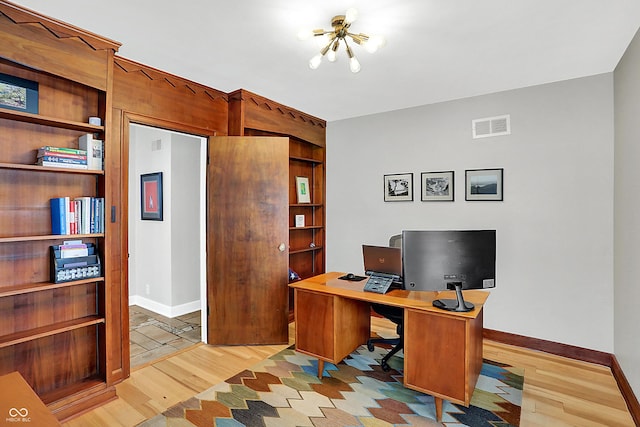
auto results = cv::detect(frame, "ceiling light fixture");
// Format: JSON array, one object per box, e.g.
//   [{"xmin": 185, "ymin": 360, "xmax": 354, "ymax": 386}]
[{"xmin": 298, "ymin": 8, "xmax": 384, "ymax": 73}]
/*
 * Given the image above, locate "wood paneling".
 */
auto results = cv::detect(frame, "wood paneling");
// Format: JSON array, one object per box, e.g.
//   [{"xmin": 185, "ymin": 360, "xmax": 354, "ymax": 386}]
[
  {"xmin": 207, "ymin": 136, "xmax": 289, "ymax": 345},
  {"xmin": 0, "ymin": 1, "xmax": 116, "ymax": 420},
  {"xmin": 112, "ymin": 57, "xmax": 228, "ymax": 135},
  {"xmin": 229, "ymin": 89, "xmax": 326, "ymax": 147},
  {"xmin": 0, "ymin": 4, "xmax": 119, "ymax": 90}
]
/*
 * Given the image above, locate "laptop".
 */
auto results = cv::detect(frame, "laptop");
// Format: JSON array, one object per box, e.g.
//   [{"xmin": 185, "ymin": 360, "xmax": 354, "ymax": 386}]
[{"xmin": 362, "ymin": 245, "xmax": 403, "ymax": 293}]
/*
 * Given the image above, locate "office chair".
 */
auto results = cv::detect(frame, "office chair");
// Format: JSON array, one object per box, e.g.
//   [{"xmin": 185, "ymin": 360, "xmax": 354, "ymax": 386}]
[{"xmin": 366, "ymin": 234, "xmax": 404, "ymax": 371}]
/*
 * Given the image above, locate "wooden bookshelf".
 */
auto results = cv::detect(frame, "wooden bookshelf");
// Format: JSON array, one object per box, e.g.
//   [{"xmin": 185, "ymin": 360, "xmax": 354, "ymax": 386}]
[{"xmin": 0, "ymin": 1, "xmax": 120, "ymax": 420}]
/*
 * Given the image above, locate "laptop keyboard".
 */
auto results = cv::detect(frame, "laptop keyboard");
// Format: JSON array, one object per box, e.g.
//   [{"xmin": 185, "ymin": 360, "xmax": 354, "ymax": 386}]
[{"xmin": 363, "ymin": 273, "xmax": 400, "ymax": 294}]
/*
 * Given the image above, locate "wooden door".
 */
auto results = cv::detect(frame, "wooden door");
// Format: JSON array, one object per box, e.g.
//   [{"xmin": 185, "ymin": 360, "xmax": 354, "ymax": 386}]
[{"xmin": 207, "ymin": 136, "xmax": 289, "ymax": 344}]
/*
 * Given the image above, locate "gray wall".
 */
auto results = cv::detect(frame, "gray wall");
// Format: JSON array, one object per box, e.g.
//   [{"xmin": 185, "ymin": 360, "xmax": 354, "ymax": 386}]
[
  {"xmin": 614, "ymin": 28, "xmax": 640, "ymax": 396},
  {"xmin": 327, "ymin": 74, "xmax": 615, "ymax": 353}
]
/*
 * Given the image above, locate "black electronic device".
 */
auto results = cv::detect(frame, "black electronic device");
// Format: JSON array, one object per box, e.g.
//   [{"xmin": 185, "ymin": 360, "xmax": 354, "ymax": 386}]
[
  {"xmin": 401, "ymin": 230, "xmax": 496, "ymax": 311},
  {"xmin": 339, "ymin": 273, "xmax": 367, "ymax": 281},
  {"xmin": 363, "ymin": 272, "xmax": 400, "ymax": 294}
]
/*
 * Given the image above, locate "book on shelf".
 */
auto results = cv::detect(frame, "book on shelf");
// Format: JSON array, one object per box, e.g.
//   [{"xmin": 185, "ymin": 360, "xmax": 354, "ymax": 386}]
[
  {"xmin": 50, "ymin": 197, "xmax": 69, "ymax": 235},
  {"xmin": 38, "ymin": 146, "xmax": 87, "ymax": 155},
  {"xmin": 37, "ymin": 150, "xmax": 87, "ymax": 160},
  {"xmin": 37, "ymin": 158, "xmax": 88, "ymax": 169},
  {"xmin": 50, "ymin": 196, "xmax": 105, "ymax": 235},
  {"xmin": 78, "ymin": 133, "xmax": 103, "ymax": 170}
]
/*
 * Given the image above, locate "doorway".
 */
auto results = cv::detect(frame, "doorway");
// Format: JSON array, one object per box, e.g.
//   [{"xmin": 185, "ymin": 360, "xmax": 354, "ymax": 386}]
[{"xmin": 127, "ymin": 123, "xmax": 208, "ymax": 367}]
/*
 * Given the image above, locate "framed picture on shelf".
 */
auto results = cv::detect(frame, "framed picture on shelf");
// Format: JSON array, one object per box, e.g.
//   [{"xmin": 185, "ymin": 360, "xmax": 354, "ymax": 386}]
[
  {"xmin": 421, "ymin": 171, "xmax": 454, "ymax": 201},
  {"xmin": 384, "ymin": 173, "xmax": 413, "ymax": 202},
  {"xmin": 465, "ymin": 168, "xmax": 503, "ymax": 201},
  {"xmin": 295, "ymin": 176, "xmax": 311, "ymax": 203},
  {"xmin": 0, "ymin": 72, "xmax": 38, "ymax": 114},
  {"xmin": 141, "ymin": 172, "xmax": 163, "ymax": 220}
]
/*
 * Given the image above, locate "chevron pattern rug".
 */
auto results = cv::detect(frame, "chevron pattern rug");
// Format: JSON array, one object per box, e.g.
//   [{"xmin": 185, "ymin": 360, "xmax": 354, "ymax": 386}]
[{"xmin": 139, "ymin": 345, "xmax": 523, "ymax": 426}]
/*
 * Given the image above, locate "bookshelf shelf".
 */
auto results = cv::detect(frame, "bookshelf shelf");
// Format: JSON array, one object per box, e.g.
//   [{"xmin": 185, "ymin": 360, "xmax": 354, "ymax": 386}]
[
  {"xmin": 0, "ymin": 162, "xmax": 105, "ymax": 175},
  {"xmin": 0, "ymin": 316, "xmax": 105, "ymax": 349},
  {"xmin": 289, "ymin": 246, "xmax": 324, "ymax": 255},
  {"xmin": 289, "ymin": 203, "xmax": 324, "ymax": 208},
  {"xmin": 289, "ymin": 155, "xmax": 323, "ymax": 164},
  {"xmin": 0, "ymin": 109, "xmax": 104, "ymax": 133},
  {"xmin": 290, "ymin": 225, "xmax": 323, "ymax": 231},
  {"xmin": 0, "ymin": 278, "xmax": 104, "ymax": 298},
  {"xmin": 0, "ymin": 233, "xmax": 104, "ymax": 243}
]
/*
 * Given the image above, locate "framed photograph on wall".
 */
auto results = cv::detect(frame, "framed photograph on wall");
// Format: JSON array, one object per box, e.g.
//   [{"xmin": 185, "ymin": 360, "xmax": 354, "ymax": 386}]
[
  {"xmin": 384, "ymin": 173, "xmax": 413, "ymax": 202},
  {"xmin": 0, "ymin": 72, "xmax": 39, "ymax": 114},
  {"xmin": 141, "ymin": 172, "xmax": 163, "ymax": 220},
  {"xmin": 465, "ymin": 168, "xmax": 503, "ymax": 201},
  {"xmin": 295, "ymin": 176, "xmax": 311, "ymax": 203},
  {"xmin": 421, "ymin": 171, "xmax": 454, "ymax": 201}
]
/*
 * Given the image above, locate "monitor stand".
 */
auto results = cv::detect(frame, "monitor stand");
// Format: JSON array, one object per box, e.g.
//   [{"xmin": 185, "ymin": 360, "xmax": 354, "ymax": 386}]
[{"xmin": 432, "ymin": 282, "xmax": 475, "ymax": 312}]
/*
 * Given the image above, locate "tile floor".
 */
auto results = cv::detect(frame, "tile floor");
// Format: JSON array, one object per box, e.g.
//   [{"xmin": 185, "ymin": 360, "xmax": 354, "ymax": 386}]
[{"xmin": 129, "ymin": 305, "xmax": 202, "ymax": 368}]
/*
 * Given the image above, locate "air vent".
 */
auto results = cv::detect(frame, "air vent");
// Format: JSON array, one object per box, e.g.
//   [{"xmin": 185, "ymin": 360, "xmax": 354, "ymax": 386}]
[{"xmin": 472, "ymin": 114, "xmax": 511, "ymax": 139}]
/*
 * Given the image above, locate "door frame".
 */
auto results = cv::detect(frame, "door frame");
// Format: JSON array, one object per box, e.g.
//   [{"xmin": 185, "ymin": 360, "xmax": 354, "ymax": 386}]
[{"xmin": 120, "ymin": 112, "xmax": 217, "ymax": 365}]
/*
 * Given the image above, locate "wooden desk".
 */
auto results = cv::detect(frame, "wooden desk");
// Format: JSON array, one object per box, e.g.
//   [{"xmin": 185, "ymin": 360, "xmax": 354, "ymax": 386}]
[
  {"xmin": 0, "ymin": 371, "xmax": 61, "ymax": 426},
  {"xmin": 290, "ymin": 272, "xmax": 489, "ymax": 421}
]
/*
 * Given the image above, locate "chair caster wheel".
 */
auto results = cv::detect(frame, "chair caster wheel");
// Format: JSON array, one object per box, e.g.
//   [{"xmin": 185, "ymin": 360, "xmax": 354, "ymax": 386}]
[
  {"xmin": 367, "ymin": 342, "xmax": 375, "ymax": 352},
  {"xmin": 381, "ymin": 361, "xmax": 390, "ymax": 372}
]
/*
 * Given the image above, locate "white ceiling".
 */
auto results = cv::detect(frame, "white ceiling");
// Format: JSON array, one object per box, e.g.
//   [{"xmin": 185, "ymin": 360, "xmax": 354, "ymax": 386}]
[{"xmin": 9, "ymin": 0, "xmax": 640, "ymax": 122}]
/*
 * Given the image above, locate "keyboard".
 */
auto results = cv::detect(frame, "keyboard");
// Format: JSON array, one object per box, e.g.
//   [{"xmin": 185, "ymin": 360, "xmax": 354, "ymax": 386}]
[{"xmin": 363, "ymin": 272, "xmax": 400, "ymax": 294}]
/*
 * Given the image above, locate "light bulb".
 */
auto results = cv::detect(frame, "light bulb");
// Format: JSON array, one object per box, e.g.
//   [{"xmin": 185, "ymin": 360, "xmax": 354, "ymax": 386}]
[
  {"xmin": 345, "ymin": 8, "xmax": 358, "ymax": 24},
  {"xmin": 364, "ymin": 35, "xmax": 385, "ymax": 53},
  {"xmin": 297, "ymin": 29, "xmax": 313, "ymax": 41},
  {"xmin": 309, "ymin": 53, "xmax": 323, "ymax": 70},
  {"xmin": 349, "ymin": 56, "xmax": 361, "ymax": 73},
  {"xmin": 314, "ymin": 33, "xmax": 330, "ymax": 48},
  {"xmin": 327, "ymin": 49, "xmax": 337, "ymax": 62}
]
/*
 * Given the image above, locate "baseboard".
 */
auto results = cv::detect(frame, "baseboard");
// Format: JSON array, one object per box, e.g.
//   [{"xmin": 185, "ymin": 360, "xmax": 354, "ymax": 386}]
[
  {"xmin": 129, "ymin": 295, "xmax": 201, "ymax": 318},
  {"xmin": 484, "ymin": 328, "xmax": 640, "ymax": 425}
]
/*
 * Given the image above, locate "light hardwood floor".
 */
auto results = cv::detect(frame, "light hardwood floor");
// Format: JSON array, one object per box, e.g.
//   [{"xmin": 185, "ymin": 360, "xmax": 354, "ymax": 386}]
[{"xmin": 63, "ymin": 318, "xmax": 635, "ymax": 426}]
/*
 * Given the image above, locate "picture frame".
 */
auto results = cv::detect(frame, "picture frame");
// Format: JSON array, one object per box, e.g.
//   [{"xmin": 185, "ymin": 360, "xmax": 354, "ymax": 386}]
[
  {"xmin": 384, "ymin": 173, "xmax": 413, "ymax": 202},
  {"xmin": 295, "ymin": 176, "xmax": 311, "ymax": 203},
  {"xmin": 0, "ymin": 72, "xmax": 38, "ymax": 114},
  {"xmin": 465, "ymin": 168, "xmax": 503, "ymax": 201},
  {"xmin": 421, "ymin": 171, "xmax": 454, "ymax": 201},
  {"xmin": 140, "ymin": 172, "xmax": 163, "ymax": 220}
]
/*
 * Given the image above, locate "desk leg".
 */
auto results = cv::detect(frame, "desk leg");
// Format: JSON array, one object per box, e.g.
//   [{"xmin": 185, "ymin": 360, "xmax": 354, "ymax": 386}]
[
  {"xmin": 317, "ymin": 359, "xmax": 324, "ymax": 378},
  {"xmin": 435, "ymin": 397, "xmax": 443, "ymax": 422}
]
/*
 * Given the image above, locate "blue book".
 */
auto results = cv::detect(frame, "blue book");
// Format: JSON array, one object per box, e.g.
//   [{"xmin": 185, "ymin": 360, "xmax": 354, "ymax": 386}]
[
  {"xmin": 50, "ymin": 197, "xmax": 67, "ymax": 235},
  {"xmin": 39, "ymin": 155, "xmax": 87, "ymax": 165}
]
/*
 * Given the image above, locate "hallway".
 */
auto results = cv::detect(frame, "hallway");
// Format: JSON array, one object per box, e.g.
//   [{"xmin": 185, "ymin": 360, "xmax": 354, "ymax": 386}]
[{"xmin": 129, "ymin": 305, "xmax": 201, "ymax": 368}]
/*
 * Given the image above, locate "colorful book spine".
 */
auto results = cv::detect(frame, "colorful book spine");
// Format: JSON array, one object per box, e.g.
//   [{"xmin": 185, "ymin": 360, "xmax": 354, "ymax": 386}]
[
  {"xmin": 37, "ymin": 150, "xmax": 87, "ymax": 160},
  {"xmin": 37, "ymin": 160, "xmax": 88, "ymax": 169},
  {"xmin": 38, "ymin": 155, "xmax": 87, "ymax": 165},
  {"xmin": 39, "ymin": 146, "xmax": 87, "ymax": 155},
  {"xmin": 50, "ymin": 197, "xmax": 67, "ymax": 235}
]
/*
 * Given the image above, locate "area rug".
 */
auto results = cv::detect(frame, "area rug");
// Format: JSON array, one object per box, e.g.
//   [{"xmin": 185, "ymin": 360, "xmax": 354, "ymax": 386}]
[{"xmin": 139, "ymin": 345, "xmax": 523, "ymax": 427}]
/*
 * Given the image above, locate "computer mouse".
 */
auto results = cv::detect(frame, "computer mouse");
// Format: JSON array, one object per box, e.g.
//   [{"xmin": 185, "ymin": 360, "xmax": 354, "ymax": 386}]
[{"xmin": 346, "ymin": 273, "xmax": 355, "ymax": 279}]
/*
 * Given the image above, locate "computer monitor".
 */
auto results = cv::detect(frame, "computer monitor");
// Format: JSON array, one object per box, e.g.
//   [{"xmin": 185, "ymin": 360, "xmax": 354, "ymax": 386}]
[{"xmin": 402, "ymin": 230, "xmax": 496, "ymax": 311}]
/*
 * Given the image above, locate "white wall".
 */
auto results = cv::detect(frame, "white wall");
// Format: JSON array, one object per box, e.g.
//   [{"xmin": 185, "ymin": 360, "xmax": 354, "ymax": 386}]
[
  {"xmin": 614, "ymin": 28, "xmax": 640, "ymax": 395},
  {"xmin": 170, "ymin": 133, "xmax": 202, "ymax": 308},
  {"xmin": 327, "ymin": 74, "xmax": 615, "ymax": 353},
  {"xmin": 128, "ymin": 124, "xmax": 203, "ymax": 318}
]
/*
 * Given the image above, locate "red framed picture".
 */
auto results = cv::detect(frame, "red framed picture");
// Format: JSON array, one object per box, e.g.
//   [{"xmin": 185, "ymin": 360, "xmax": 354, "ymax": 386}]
[{"xmin": 140, "ymin": 172, "xmax": 163, "ymax": 220}]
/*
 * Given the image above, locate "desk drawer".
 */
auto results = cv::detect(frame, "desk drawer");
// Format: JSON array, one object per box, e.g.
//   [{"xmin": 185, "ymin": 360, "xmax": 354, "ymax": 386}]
[{"xmin": 294, "ymin": 289, "xmax": 369, "ymax": 363}]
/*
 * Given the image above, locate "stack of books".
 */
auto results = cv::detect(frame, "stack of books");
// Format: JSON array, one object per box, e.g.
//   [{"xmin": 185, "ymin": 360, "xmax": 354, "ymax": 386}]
[
  {"xmin": 50, "ymin": 196, "xmax": 105, "ymax": 235},
  {"xmin": 36, "ymin": 146, "xmax": 88, "ymax": 169}
]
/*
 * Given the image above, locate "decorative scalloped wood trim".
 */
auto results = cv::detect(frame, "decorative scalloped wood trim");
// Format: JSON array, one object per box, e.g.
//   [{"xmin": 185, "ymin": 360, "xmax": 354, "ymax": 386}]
[
  {"xmin": 114, "ymin": 56, "xmax": 228, "ymax": 103},
  {"xmin": 236, "ymin": 90, "xmax": 327, "ymax": 131},
  {"xmin": 0, "ymin": 0, "xmax": 120, "ymax": 52}
]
